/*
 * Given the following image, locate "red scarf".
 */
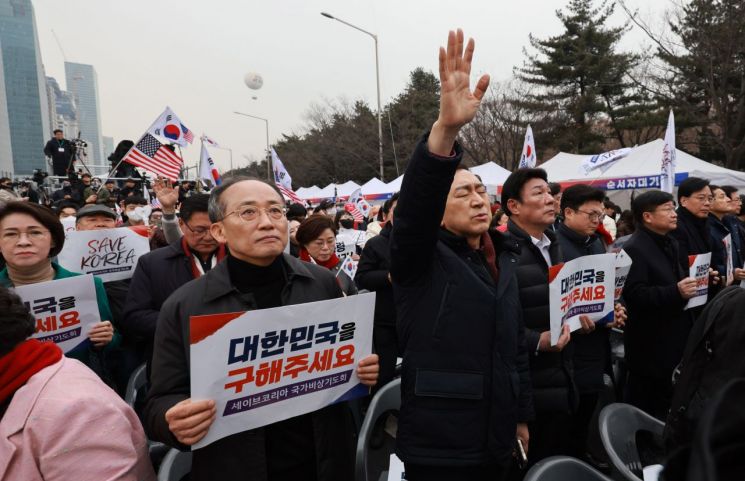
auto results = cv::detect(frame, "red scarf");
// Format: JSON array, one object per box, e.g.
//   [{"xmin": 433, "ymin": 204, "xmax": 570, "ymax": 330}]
[
  {"xmin": 596, "ymin": 223, "xmax": 614, "ymax": 246},
  {"xmin": 480, "ymin": 232, "xmax": 500, "ymax": 285},
  {"xmin": 181, "ymin": 237, "xmax": 227, "ymax": 279},
  {"xmin": 299, "ymin": 247, "xmax": 340, "ymax": 270},
  {"xmin": 0, "ymin": 339, "xmax": 62, "ymax": 406}
]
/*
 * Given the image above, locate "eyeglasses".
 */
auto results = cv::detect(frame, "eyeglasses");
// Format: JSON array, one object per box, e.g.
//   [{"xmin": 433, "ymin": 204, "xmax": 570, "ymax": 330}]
[
  {"xmin": 1, "ymin": 229, "xmax": 50, "ymax": 243},
  {"xmin": 575, "ymin": 209, "xmax": 604, "ymax": 222},
  {"xmin": 691, "ymin": 195, "xmax": 714, "ymax": 203},
  {"xmin": 183, "ymin": 221, "xmax": 211, "ymax": 237},
  {"xmin": 225, "ymin": 205, "xmax": 287, "ymax": 223}
]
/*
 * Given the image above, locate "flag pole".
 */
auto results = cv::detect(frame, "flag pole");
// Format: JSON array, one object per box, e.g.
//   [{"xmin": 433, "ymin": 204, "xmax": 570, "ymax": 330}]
[{"xmin": 196, "ymin": 139, "xmax": 203, "ymax": 193}]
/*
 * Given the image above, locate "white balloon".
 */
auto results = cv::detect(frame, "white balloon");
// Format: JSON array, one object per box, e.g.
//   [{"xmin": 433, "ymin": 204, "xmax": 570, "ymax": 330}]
[{"xmin": 244, "ymin": 72, "xmax": 263, "ymax": 90}]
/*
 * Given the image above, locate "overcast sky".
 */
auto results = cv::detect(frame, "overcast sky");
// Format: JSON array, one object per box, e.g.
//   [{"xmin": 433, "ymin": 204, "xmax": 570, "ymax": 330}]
[{"xmin": 34, "ymin": 0, "xmax": 669, "ymax": 180}]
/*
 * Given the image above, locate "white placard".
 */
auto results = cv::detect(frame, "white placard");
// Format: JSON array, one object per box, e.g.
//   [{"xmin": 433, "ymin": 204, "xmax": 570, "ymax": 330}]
[
  {"xmin": 14, "ymin": 275, "xmax": 101, "ymax": 353},
  {"xmin": 685, "ymin": 252, "xmax": 712, "ymax": 310},
  {"xmin": 723, "ymin": 234, "xmax": 734, "ymax": 286},
  {"xmin": 614, "ymin": 249, "xmax": 633, "ymax": 301},
  {"xmin": 57, "ymin": 227, "xmax": 150, "ymax": 282},
  {"xmin": 549, "ymin": 254, "xmax": 616, "ymax": 345},
  {"xmin": 387, "ymin": 454, "xmax": 407, "ymax": 481},
  {"xmin": 190, "ymin": 293, "xmax": 375, "ymax": 449}
]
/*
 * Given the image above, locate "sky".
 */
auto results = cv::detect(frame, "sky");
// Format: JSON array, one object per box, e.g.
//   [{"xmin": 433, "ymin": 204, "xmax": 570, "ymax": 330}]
[{"xmin": 33, "ymin": 0, "xmax": 669, "ymax": 181}]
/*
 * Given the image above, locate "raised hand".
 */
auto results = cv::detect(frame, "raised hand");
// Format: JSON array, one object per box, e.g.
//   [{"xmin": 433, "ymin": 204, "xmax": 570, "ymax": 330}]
[
  {"xmin": 153, "ymin": 177, "xmax": 179, "ymax": 214},
  {"xmin": 429, "ymin": 29, "xmax": 490, "ymax": 156}
]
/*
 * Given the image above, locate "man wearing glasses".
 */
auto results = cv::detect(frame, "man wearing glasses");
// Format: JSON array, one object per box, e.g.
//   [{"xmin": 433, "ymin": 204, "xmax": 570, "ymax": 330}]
[
  {"xmin": 623, "ymin": 190, "xmax": 698, "ymax": 420},
  {"xmin": 555, "ymin": 184, "xmax": 627, "ymax": 460},
  {"xmin": 143, "ymin": 177, "xmax": 379, "ymax": 481},
  {"xmin": 123, "ymin": 194, "xmax": 226, "ymax": 373}
]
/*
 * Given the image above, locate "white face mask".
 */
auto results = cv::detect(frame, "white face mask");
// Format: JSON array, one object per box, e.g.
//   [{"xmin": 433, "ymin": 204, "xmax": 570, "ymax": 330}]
[{"xmin": 127, "ymin": 205, "xmax": 152, "ymax": 223}]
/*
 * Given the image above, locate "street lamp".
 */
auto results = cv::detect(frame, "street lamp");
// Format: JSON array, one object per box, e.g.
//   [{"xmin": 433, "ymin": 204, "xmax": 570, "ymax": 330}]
[
  {"xmin": 321, "ymin": 12, "xmax": 384, "ymax": 182},
  {"xmin": 233, "ymin": 111, "xmax": 271, "ymax": 181}
]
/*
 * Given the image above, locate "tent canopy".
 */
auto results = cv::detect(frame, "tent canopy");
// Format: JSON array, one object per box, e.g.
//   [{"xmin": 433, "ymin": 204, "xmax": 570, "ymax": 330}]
[
  {"xmin": 360, "ymin": 177, "xmax": 392, "ymax": 195},
  {"xmin": 541, "ymin": 139, "xmax": 745, "ymax": 190},
  {"xmin": 335, "ymin": 180, "xmax": 361, "ymax": 197},
  {"xmin": 469, "ymin": 161, "xmax": 511, "ymax": 187},
  {"xmin": 386, "ymin": 175, "xmax": 404, "ymax": 192}
]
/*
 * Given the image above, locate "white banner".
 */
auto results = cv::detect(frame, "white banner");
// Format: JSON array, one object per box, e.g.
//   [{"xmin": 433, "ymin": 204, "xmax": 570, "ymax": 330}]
[
  {"xmin": 614, "ymin": 249, "xmax": 633, "ymax": 302},
  {"xmin": 581, "ymin": 148, "xmax": 632, "ymax": 175},
  {"xmin": 685, "ymin": 252, "xmax": 712, "ymax": 310},
  {"xmin": 190, "ymin": 293, "xmax": 375, "ymax": 449},
  {"xmin": 14, "ymin": 275, "xmax": 101, "ymax": 353},
  {"xmin": 56, "ymin": 227, "xmax": 150, "ymax": 282},
  {"xmin": 723, "ymin": 234, "xmax": 734, "ymax": 286},
  {"xmin": 661, "ymin": 110, "xmax": 677, "ymax": 193},
  {"xmin": 549, "ymin": 254, "xmax": 616, "ymax": 345}
]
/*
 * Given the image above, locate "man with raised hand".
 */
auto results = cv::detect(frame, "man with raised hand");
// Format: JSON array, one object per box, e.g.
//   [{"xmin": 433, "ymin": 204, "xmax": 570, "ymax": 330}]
[{"xmin": 391, "ymin": 29, "xmax": 532, "ymax": 481}]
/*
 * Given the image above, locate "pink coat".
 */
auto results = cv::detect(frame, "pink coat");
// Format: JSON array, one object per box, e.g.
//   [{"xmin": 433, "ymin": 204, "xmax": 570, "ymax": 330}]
[{"xmin": 0, "ymin": 357, "xmax": 155, "ymax": 481}]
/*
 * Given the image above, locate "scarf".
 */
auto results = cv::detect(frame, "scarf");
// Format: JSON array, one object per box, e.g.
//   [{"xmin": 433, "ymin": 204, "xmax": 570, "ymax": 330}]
[
  {"xmin": 596, "ymin": 222, "xmax": 614, "ymax": 246},
  {"xmin": 0, "ymin": 339, "xmax": 62, "ymax": 406},
  {"xmin": 480, "ymin": 232, "xmax": 500, "ymax": 285},
  {"xmin": 299, "ymin": 247, "xmax": 340, "ymax": 270},
  {"xmin": 181, "ymin": 237, "xmax": 227, "ymax": 279}
]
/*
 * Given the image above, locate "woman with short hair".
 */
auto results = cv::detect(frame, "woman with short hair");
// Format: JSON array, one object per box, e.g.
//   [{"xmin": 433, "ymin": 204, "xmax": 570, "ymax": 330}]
[{"xmin": 295, "ymin": 214, "xmax": 357, "ymax": 295}]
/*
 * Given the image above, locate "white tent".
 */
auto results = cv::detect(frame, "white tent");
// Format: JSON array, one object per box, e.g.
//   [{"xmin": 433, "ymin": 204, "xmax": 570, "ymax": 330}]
[
  {"xmin": 314, "ymin": 183, "xmax": 337, "ymax": 199},
  {"xmin": 386, "ymin": 175, "xmax": 404, "ymax": 192},
  {"xmin": 336, "ymin": 180, "xmax": 361, "ymax": 197},
  {"xmin": 541, "ymin": 139, "xmax": 745, "ymax": 190},
  {"xmin": 469, "ymin": 161, "xmax": 511, "ymax": 187},
  {"xmin": 360, "ymin": 177, "xmax": 393, "ymax": 196}
]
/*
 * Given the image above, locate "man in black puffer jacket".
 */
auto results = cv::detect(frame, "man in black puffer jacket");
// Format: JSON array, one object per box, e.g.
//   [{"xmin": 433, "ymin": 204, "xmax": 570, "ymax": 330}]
[
  {"xmin": 390, "ymin": 28, "xmax": 532, "ymax": 481},
  {"xmin": 501, "ymin": 167, "xmax": 574, "ymax": 467},
  {"xmin": 556, "ymin": 184, "xmax": 627, "ymax": 459}
]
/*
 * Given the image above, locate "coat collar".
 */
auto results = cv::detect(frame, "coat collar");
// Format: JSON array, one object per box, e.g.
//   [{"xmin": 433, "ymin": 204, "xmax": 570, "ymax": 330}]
[
  {"xmin": 202, "ymin": 253, "xmax": 316, "ymax": 303},
  {"xmin": 558, "ymin": 222, "xmax": 597, "ymax": 247}
]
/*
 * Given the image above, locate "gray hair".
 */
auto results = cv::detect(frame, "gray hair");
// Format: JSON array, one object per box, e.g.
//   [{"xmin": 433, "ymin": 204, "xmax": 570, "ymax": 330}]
[{"xmin": 208, "ymin": 176, "xmax": 285, "ymax": 222}]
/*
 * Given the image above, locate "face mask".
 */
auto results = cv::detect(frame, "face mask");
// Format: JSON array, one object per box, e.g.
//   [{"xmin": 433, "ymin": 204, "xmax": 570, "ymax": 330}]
[
  {"xmin": 126, "ymin": 205, "xmax": 151, "ymax": 222},
  {"xmin": 340, "ymin": 219, "xmax": 354, "ymax": 229}
]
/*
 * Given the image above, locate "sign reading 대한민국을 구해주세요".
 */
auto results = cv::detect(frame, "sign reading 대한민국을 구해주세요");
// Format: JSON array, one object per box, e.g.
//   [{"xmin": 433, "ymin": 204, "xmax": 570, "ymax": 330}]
[
  {"xmin": 13, "ymin": 274, "xmax": 101, "ymax": 354},
  {"xmin": 56, "ymin": 227, "xmax": 150, "ymax": 282},
  {"xmin": 549, "ymin": 253, "xmax": 617, "ymax": 346},
  {"xmin": 685, "ymin": 252, "xmax": 712, "ymax": 310},
  {"xmin": 189, "ymin": 293, "xmax": 375, "ymax": 449}
]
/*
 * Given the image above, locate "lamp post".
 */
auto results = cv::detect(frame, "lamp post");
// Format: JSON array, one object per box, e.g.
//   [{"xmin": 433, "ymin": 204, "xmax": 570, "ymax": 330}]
[
  {"xmin": 321, "ymin": 12, "xmax": 384, "ymax": 182},
  {"xmin": 233, "ymin": 111, "xmax": 271, "ymax": 181}
]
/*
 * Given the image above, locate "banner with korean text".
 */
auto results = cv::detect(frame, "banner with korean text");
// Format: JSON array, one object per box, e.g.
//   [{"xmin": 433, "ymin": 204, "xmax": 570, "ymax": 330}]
[
  {"xmin": 57, "ymin": 227, "xmax": 150, "ymax": 282},
  {"xmin": 190, "ymin": 293, "xmax": 375, "ymax": 449},
  {"xmin": 685, "ymin": 253, "xmax": 712, "ymax": 310},
  {"xmin": 14, "ymin": 275, "xmax": 101, "ymax": 353},
  {"xmin": 549, "ymin": 254, "xmax": 616, "ymax": 345}
]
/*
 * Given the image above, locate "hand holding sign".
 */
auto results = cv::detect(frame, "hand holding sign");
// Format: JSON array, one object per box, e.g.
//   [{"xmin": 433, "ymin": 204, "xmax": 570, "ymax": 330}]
[
  {"xmin": 356, "ymin": 354, "xmax": 380, "ymax": 386},
  {"xmin": 165, "ymin": 399, "xmax": 217, "ymax": 446},
  {"xmin": 608, "ymin": 303, "xmax": 627, "ymax": 329},
  {"xmin": 88, "ymin": 320, "xmax": 113, "ymax": 347},
  {"xmin": 678, "ymin": 277, "xmax": 698, "ymax": 299},
  {"xmin": 539, "ymin": 324, "xmax": 571, "ymax": 352},
  {"xmin": 578, "ymin": 315, "xmax": 595, "ymax": 334}
]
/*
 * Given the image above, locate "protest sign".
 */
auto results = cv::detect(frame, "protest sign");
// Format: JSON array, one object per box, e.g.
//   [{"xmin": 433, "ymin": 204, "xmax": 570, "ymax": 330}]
[
  {"xmin": 685, "ymin": 252, "xmax": 712, "ymax": 310},
  {"xmin": 607, "ymin": 234, "xmax": 631, "ymax": 254},
  {"xmin": 61, "ymin": 216, "xmax": 76, "ymax": 235},
  {"xmin": 387, "ymin": 454, "xmax": 407, "ymax": 481},
  {"xmin": 549, "ymin": 253, "xmax": 616, "ymax": 345},
  {"xmin": 723, "ymin": 234, "xmax": 734, "ymax": 286},
  {"xmin": 190, "ymin": 293, "xmax": 376, "ymax": 449},
  {"xmin": 614, "ymin": 249, "xmax": 633, "ymax": 301},
  {"xmin": 14, "ymin": 275, "xmax": 101, "ymax": 353},
  {"xmin": 56, "ymin": 227, "xmax": 150, "ymax": 282}
]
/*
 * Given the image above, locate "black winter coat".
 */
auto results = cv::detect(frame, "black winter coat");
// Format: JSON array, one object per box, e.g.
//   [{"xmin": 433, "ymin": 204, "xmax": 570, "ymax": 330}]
[
  {"xmin": 143, "ymin": 255, "xmax": 354, "ymax": 481},
  {"xmin": 671, "ymin": 207, "xmax": 713, "ymax": 274},
  {"xmin": 556, "ymin": 223, "xmax": 610, "ymax": 394},
  {"xmin": 708, "ymin": 214, "xmax": 743, "ymax": 282},
  {"xmin": 355, "ymin": 223, "xmax": 394, "ymax": 326},
  {"xmin": 390, "ymin": 136, "xmax": 532, "ymax": 467},
  {"xmin": 504, "ymin": 220, "xmax": 576, "ymax": 414},
  {"xmin": 623, "ymin": 226, "xmax": 693, "ymax": 379},
  {"xmin": 122, "ymin": 240, "xmax": 197, "ymax": 348},
  {"xmin": 43, "ymin": 138, "xmax": 75, "ymax": 175}
]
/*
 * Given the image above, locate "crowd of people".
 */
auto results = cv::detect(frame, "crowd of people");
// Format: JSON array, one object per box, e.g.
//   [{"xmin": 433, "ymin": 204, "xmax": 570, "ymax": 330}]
[{"xmin": 1, "ymin": 28, "xmax": 744, "ymax": 481}]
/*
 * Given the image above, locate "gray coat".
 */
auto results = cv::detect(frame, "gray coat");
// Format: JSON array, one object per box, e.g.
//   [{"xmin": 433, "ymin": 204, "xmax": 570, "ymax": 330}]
[{"xmin": 143, "ymin": 254, "xmax": 355, "ymax": 481}]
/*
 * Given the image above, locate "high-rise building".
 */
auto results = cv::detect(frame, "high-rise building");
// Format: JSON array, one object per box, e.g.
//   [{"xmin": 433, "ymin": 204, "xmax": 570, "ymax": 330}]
[
  {"xmin": 46, "ymin": 76, "xmax": 79, "ymax": 138},
  {"xmin": 102, "ymin": 135, "xmax": 114, "ymax": 165},
  {"xmin": 0, "ymin": 0, "xmax": 52, "ymax": 175},
  {"xmin": 65, "ymin": 61, "xmax": 103, "ymax": 171}
]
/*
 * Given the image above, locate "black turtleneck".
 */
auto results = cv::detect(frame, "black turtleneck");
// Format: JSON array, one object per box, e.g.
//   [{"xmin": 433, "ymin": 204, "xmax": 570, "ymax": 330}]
[{"xmin": 226, "ymin": 254, "xmax": 317, "ymax": 480}]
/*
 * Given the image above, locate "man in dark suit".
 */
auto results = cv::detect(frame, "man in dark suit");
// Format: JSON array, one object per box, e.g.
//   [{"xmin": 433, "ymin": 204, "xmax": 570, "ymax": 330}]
[{"xmin": 623, "ymin": 190, "xmax": 698, "ymax": 419}]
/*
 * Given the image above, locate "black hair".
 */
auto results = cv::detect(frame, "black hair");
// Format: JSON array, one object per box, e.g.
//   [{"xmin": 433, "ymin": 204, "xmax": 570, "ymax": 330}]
[
  {"xmin": 740, "ymin": 195, "xmax": 745, "ymax": 216},
  {"xmin": 123, "ymin": 195, "xmax": 147, "ymax": 207},
  {"xmin": 721, "ymin": 185, "xmax": 738, "ymax": 198},
  {"xmin": 631, "ymin": 190, "xmax": 674, "ymax": 225},
  {"xmin": 286, "ymin": 203, "xmax": 307, "ymax": 222},
  {"xmin": 179, "ymin": 193, "xmax": 210, "ymax": 222},
  {"xmin": 560, "ymin": 184, "xmax": 605, "ymax": 215},
  {"xmin": 381, "ymin": 192, "xmax": 400, "ymax": 220},
  {"xmin": 207, "ymin": 176, "xmax": 284, "ymax": 222},
  {"xmin": 0, "ymin": 286, "xmax": 36, "ymax": 356},
  {"xmin": 56, "ymin": 201, "xmax": 79, "ymax": 214},
  {"xmin": 53, "ymin": 129, "xmax": 63, "ymax": 135},
  {"xmin": 677, "ymin": 177, "xmax": 710, "ymax": 202},
  {"xmin": 548, "ymin": 182, "xmax": 562, "ymax": 196},
  {"xmin": 296, "ymin": 214, "xmax": 338, "ymax": 246},
  {"xmin": 0, "ymin": 202, "xmax": 66, "ymax": 257},
  {"xmin": 501, "ymin": 168, "xmax": 548, "ymax": 216}
]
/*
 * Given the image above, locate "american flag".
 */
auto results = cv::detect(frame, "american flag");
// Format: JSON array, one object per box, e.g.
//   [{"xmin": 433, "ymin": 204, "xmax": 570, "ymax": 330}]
[
  {"xmin": 344, "ymin": 203, "xmax": 364, "ymax": 222},
  {"xmin": 276, "ymin": 183, "xmax": 304, "ymax": 205},
  {"xmin": 123, "ymin": 133, "xmax": 183, "ymax": 181},
  {"xmin": 182, "ymin": 124, "xmax": 194, "ymax": 144}
]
